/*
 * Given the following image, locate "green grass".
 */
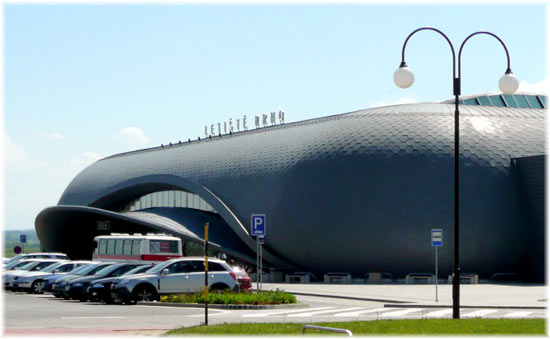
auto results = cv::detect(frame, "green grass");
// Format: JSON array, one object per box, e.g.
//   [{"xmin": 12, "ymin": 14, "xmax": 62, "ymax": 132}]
[
  {"xmin": 161, "ymin": 289, "xmax": 297, "ymax": 305},
  {"xmin": 165, "ymin": 318, "xmax": 546, "ymax": 335}
]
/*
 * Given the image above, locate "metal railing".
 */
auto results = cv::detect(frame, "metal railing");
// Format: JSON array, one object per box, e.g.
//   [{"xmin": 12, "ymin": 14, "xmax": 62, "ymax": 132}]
[{"xmin": 302, "ymin": 325, "xmax": 353, "ymax": 336}]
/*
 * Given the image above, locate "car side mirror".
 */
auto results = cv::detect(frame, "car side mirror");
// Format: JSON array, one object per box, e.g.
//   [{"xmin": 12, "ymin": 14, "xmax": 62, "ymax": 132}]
[
  {"xmin": 52, "ymin": 269, "xmax": 59, "ymax": 274},
  {"xmin": 161, "ymin": 269, "xmax": 169, "ymax": 277}
]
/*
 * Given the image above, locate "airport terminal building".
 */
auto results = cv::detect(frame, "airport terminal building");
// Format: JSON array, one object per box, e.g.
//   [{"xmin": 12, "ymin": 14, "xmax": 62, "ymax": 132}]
[{"xmin": 35, "ymin": 92, "xmax": 546, "ymax": 282}]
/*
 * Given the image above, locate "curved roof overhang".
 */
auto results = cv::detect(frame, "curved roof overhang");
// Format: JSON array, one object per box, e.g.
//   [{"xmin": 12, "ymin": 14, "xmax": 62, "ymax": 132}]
[
  {"xmin": 35, "ymin": 205, "xmax": 258, "ymax": 265},
  {"xmin": 65, "ymin": 174, "xmax": 293, "ymax": 269}
]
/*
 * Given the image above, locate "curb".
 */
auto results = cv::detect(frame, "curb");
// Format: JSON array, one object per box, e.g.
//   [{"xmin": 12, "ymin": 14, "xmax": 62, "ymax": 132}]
[
  {"xmin": 283, "ymin": 291, "xmax": 411, "ymax": 304},
  {"xmin": 384, "ymin": 304, "xmax": 547, "ymax": 310},
  {"xmin": 137, "ymin": 302, "xmax": 308, "ymax": 309}
]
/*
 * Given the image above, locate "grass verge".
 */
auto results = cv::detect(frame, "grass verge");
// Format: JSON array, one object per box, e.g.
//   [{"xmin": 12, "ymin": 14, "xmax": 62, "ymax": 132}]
[
  {"xmin": 165, "ymin": 318, "xmax": 546, "ymax": 335},
  {"xmin": 160, "ymin": 289, "xmax": 297, "ymax": 305}
]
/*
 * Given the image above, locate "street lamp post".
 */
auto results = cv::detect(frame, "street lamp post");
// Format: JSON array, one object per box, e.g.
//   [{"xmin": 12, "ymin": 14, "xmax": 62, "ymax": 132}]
[{"xmin": 393, "ymin": 27, "xmax": 519, "ymax": 319}]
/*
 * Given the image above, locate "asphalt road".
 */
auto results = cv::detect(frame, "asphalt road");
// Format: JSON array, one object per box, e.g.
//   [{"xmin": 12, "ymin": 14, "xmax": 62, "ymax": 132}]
[{"xmin": 3, "ymin": 291, "xmax": 546, "ymax": 336}]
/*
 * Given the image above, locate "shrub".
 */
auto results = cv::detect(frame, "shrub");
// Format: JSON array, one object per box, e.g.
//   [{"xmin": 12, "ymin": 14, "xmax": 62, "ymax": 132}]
[{"xmin": 160, "ymin": 289, "xmax": 296, "ymax": 305}]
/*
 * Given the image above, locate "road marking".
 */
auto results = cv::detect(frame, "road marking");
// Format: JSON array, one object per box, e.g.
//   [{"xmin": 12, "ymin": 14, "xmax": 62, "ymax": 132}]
[
  {"xmin": 503, "ymin": 311, "xmax": 532, "ymax": 318},
  {"xmin": 287, "ymin": 307, "xmax": 366, "ymax": 317},
  {"xmin": 424, "ymin": 309, "xmax": 454, "ymax": 318},
  {"xmin": 241, "ymin": 307, "xmax": 337, "ymax": 318},
  {"xmin": 334, "ymin": 307, "xmax": 394, "ymax": 317},
  {"xmin": 461, "ymin": 309, "xmax": 498, "ymax": 318},
  {"xmin": 137, "ymin": 305, "xmax": 204, "ymax": 311},
  {"xmin": 187, "ymin": 309, "xmax": 233, "ymax": 317},
  {"xmin": 61, "ymin": 316, "xmax": 128, "ymax": 319},
  {"xmin": 380, "ymin": 308, "xmax": 424, "ymax": 317}
]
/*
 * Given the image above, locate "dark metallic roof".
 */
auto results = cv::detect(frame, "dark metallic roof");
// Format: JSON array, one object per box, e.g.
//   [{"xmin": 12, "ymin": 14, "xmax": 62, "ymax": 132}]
[{"xmin": 39, "ymin": 102, "xmax": 545, "ymax": 279}]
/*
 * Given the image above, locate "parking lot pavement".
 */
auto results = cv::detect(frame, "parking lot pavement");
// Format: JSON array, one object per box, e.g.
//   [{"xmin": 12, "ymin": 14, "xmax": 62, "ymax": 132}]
[
  {"xmin": 3, "ymin": 290, "xmax": 547, "ymax": 335},
  {"xmin": 259, "ymin": 283, "xmax": 548, "ymax": 308}
]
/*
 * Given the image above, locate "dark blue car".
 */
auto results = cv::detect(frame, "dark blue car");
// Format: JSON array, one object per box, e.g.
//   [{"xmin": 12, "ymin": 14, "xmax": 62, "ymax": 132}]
[{"xmin": 43, "ymin": 261, "xmax": 92, "ymax": 292}]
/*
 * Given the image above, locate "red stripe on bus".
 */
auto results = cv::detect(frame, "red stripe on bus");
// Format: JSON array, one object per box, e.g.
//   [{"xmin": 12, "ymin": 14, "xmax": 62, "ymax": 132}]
[{"xmin": 93, "ymin": 254, "xmax": 181, "ymax": 261}]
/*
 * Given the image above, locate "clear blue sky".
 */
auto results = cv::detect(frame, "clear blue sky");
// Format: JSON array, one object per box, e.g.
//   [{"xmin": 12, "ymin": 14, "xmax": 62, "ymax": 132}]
[{"xmin": 3, "ymin": 4, "xmax": 547, "ymax": 230}]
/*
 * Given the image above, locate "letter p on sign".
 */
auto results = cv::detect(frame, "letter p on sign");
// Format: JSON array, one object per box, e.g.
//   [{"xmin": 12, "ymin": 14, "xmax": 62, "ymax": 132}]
[{"xmin": 251, "ymin": 214, "xmax": 266, "ymax": 237}]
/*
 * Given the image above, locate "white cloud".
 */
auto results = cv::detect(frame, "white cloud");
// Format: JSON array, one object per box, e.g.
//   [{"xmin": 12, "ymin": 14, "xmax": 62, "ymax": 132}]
[
  {"xmin": 116, "ymin": 127, "xmax": 148, "ymax": 144},
  {"xmin": 517, "ymin": 78, "xmax": 548, "ymax": 94},
  {"xmin": 373, "ymin": 96, "xmax": 418, "ymax": 107},
  {"xmin": 71, "ymin": 152, "xmax": 102, "ymax": 168},
  {"xmin": 49, "ymin": 132, "xmax": 63, "ymax": 140},
  {"xmin": 4, "ymin": 134, "xmax": 49, "ymax": 173},
  {"xmin": 37, "ymin": 131, "xmax": 64, "ymax": 141}
]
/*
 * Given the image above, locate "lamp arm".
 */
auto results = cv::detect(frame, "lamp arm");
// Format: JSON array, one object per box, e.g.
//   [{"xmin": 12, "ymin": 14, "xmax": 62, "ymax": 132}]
[
  {"xmin": 400, "ymin": 27, "xmax": 457, "ymax": 80},
  {"xmin": 458, "ymin": 31, "xmax": 512, "ymax": 80}
]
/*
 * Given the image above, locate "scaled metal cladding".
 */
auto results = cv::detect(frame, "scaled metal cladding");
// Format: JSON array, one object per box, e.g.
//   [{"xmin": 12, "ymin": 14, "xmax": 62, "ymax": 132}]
[{"xmin": 36, "ymin": 103, "xmax": 545, "ymax": 281}]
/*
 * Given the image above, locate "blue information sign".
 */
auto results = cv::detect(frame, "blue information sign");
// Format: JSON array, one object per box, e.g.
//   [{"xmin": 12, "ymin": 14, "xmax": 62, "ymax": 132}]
[
  {"xmin": 251, "ymin": 214, "xmax": 266, "ymax": 237},
  {"xmin": 20, "ymin": 234, "xmax": 27, "ymax": 244},
  {"xmin": 431, "ymin": 229, "xmax": 443, "ymax": 247}
]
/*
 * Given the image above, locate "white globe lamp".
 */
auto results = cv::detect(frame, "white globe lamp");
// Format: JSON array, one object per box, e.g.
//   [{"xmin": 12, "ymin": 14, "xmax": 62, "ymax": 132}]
[
  {"xmin": 394, "ymin": 64, "xmax": 415, "ymax": 89},
  {"xmin": 499, "ymin": 70, "xmax": 519, "ymax": 95}
]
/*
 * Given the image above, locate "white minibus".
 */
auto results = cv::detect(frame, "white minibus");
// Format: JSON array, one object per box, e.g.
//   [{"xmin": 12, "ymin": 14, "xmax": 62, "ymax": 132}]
[{"xmin": 93, "ymin": 233, "xmax": 182, "ymax": 264}]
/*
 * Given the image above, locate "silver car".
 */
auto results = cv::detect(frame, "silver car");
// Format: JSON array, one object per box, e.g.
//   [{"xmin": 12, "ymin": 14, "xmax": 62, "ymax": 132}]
[
  {"xmin": 12, "ymin": 261, "xmax": 90, "ymax": 294},
  {"xmin": 4, "ymin": 253, "xmax": 68, "ymax": 267},
  {"xmin": 4, "ymin": 259, "xmax": 66, "ymax": 290},
  {"xmin": 111, "ymin": 257, "xmax": 239, "ymax": 304}
]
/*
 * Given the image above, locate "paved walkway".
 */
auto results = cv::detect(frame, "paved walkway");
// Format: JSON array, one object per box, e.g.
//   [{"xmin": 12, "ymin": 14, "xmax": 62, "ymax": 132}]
[{"xmin": 260, "ymin": 283, "xmax": 547, "ymax": 308}]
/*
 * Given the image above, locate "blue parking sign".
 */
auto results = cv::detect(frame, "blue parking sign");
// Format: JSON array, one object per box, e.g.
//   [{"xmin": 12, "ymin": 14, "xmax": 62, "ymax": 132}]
[
  {"xmin": 431, "ymin": 229, "xmax": 443, "ymax": 247},
  {"xmin": 20, "ymin": 234, "xmax": 27, "ymax": 243},
  {"xmin": 251, "ymin": 214, "xmax": 266, "ymax": 237}
]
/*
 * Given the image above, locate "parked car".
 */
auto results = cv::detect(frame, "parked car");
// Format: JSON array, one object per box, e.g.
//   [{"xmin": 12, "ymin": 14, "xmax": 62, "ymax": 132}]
[
  {"xmin": 88, "ymin": 264, "xmax": 153, "ymax": 303},
  {"xmin": 43, "ymin": 262, "xmax": 93, "ymax": 293},
  {"xmin": 68, "ymin": 263, "xmax": 140, "ymax": 302},
  {"xmin": 110, "ymin": 257, "xmax": 239, "ymax": 304},
  {"xmin": 4, "ymin": 253, "xmax": 68, "ymax": 267},
  {"xmin": 4, "ymin": 259, "xmax": 66, "ymax": 291},
  {"xmin": 232, "ymin": 266, "xmax": 252, "ymax": 291},
  {"xmin": 51, "ymin": 262, "xmax": 114, "ymax": 299},
  {"xmin": 4, "ymin": 259, "xmax": 37, "ymax": 271},
  {"xmin": 12, "ymin": 261, "xmax": 90, "ymax": 294}
]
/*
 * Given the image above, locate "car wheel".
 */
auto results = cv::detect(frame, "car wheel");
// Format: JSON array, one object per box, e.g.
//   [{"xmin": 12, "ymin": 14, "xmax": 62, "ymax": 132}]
[
  {"xmin": 209, "ymin": 283, "xmax": 230, "ymax": 292},
  {"xmin": 132, "ymin": 285, "xmax": 157, "ymax": 302},
  {"xmin": 31, "ymin": 281, "xmax": 44, "ymax": 294}
]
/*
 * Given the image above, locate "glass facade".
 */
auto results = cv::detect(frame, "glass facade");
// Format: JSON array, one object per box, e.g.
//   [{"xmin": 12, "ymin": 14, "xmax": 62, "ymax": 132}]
[
  {"xmin": 488, "ymin": 95, "xmax": 506, "ymax": 107},
  {"xmin": 463, "ymin": 98, "xmax": 479, "ymax": 105},
  {"xmin": 120, "ymin": 190, "xmax": 217, "ymax": 213},
  {"xmin": 460, "ymin": 94, "xmax": 547, "ymax": 109}
]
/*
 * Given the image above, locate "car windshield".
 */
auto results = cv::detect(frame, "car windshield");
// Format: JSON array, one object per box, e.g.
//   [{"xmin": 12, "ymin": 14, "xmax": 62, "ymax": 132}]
[
  {"xmin": 86, "ymin": 264, "xmax": 113, "ymax": 275},
  {"xmin": 30, "ymin": 261, "xmax": 58, "ymax": 271},
  {"xmin": 5, "ymin": 260, "xmax": 28, "ymax": 269},
  {"xmin": 93, "ymin": 264, "xmax": 121, "ymax": 277},
  {"xmin": 145, "ymin": 260, "xmax": 174, "ymax": 274},
  {"xmin": 5, "ymin": 255, "xmax": 23, "ymax": 266},
  {"xmin": 17, "ymin": 261, "xmax": 41, "ymax": 271},
  {"xmin": 39, "ymin": 262, "xmax": 65, "ymax": 273},
  {"xmin": 71, "ymin": 263, "xmax": 101, "ymax": 275},
  {"xmin": 65, "ymin": 264, "xmax": 88, "ymax": 274},
  {"xmin": 122, "ymin": 265, "xmax": 152, "ymax": 276}
]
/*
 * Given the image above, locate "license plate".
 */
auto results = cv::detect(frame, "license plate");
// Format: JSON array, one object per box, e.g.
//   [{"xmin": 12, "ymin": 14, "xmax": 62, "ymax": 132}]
[
  {"xmin": 92, "ymin": 292, "xmax": 97, "ymax": 296},
  {"xmin": 65, "ymin": 286, "xmax": 70, "ymax": 291}
]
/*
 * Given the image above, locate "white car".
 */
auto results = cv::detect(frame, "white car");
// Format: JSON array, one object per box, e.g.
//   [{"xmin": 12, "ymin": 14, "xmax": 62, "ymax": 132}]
[
  {"xmin": 4, "ymin": 253, "xmax": 68, "ymax": 267},
  {"xmin": 111, "ymin": 257, "xmax": 239, "ymax": 304},
  {"xmin": 4, "ymin": 259, "xmax": 66, "ymax": 290}
]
